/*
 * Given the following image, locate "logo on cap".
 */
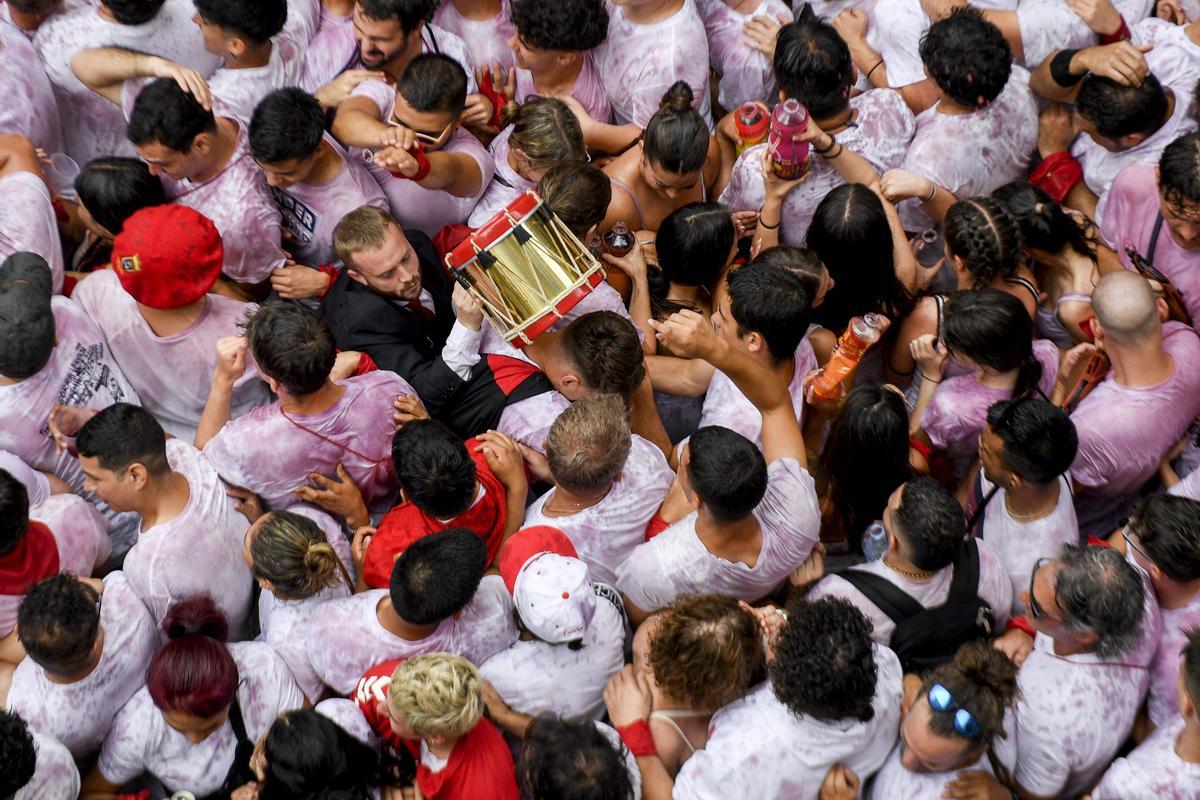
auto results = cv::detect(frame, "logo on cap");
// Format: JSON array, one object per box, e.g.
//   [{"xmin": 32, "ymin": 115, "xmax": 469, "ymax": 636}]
[{"xmin": 118, "ymin": 254, "xmax": 142, "ymax": 273}]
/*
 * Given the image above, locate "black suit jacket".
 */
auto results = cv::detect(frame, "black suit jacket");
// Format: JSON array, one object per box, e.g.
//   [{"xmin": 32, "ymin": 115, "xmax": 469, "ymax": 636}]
[{"xmin": 320, "ymin": 228, "xmax": 465, "ymax": 413}]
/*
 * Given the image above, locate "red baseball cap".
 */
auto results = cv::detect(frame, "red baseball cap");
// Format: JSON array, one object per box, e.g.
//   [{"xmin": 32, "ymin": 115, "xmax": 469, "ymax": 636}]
[
  {"xmin": 111, "ymin": 205, "xmax": 224, "ymax": 310},
  {"xmin": 498, "ymin": 526, "xmax": 579, "ymax": 595}
]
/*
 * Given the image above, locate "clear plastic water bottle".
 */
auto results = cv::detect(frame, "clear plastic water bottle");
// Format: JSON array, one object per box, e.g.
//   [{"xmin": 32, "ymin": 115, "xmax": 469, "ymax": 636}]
[{"xmin": 862, "ymin": 521, "xmax": 888, "ymax": 561}]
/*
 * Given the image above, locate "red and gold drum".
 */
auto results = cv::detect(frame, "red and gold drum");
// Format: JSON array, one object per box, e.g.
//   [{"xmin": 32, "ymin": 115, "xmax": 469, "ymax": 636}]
[{"xmin": 445, "ymin": 190, "xmax": 604, "ymax": 348}]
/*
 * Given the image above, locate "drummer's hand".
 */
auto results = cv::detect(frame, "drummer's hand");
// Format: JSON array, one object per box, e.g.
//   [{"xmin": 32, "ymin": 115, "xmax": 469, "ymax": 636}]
[
  {"xmin": 646, "ymin": 309, "xmax": 722, "ymax": 362},
  {"xmin": 451, "ymin": 281, "xmax": 484, "ymax": 330}
]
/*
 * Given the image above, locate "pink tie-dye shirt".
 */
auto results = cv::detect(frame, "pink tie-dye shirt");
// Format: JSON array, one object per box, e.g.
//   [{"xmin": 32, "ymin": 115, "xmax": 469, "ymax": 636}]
[
  {"xmin": 97, "ymin": 641, "xmax": 304, "ymax": 797},
  {"xmin": 523, "ymin": 435, "xmax": 674, "ymax": 586},
  {"xmin": 203, "ymin": 370, "xmax": 411, "ymax": 515},
  {"xmin": 15, "ymin": 732, "xmax": 78, "ymax": 800},
  {"xmin": 348, "ymin": 79, "xmax": 495, "ymax": 236},
  {"xmin": 72, "ymin": 269, "xmax": 270, "ymax": 441},
  {"xmin": 809, "ymin": 538, "xmax": 1013, "ymax": 642},
  {"xmin": 300, "ymin": 576, "xmax": 520, "ymax": 695},
  {"xmin": 0, "ymin": 297, "xmax": 140, "ymax": 551},
  {"xmin": 0, "ymin": 22, "xmax": 62, "ymax": 155},
  {"xmin": 673, "ymin": 646, "xmax": 902, "ymax": 800},
  {"xmin": 33, "ymin": 0, "xmax": 221, "ymax": 166},
  {"xmin": 1069, "ymin": 323, "xmax": 1200, "ymax": 532},
  {"xmin": 616, "ymin": 458, "xmax": 819, "ymax": 612},
  {"xmin": 1147, "ymin": 590, "xmax": 1200, "ymax": 728},
  {"xmin": 719, "ymin": 88, "xmax": 914, "ymax": 246},
  {"xmin": 120, "ymin": 438, "xmax": 253, "ymax": 638},
  {"xmin": 695, "ymin": 0, "xmax": 790, "ymax": 109},
  {"xmin": 1092, "ymin": 717, "xmax": 1200, "ymax": 799},
  {"xmin": 698, "ymin": 339, "xmax": 818, "ymax": 448},
  {"xmin": 0, "ymin": 171, "xmax": 64, "ymax": 294},
  {"xmin": 595, "ymin": 0, "xmax": 713, "ymax": 127},
  {"xmin": 433, "ymin": 0, "xmax": 515, "ymax": 70},
  {"xmin": 272, "ymin": 135, "xmax": 388, "ymax": 266},
  {"xmin": 302, "ymin": 21, "xmax": 479, "ymax": 95},
  {"xmin": 514, "ymin": 50, "xmax": 612, "ymax": 122},
  {"xmin": 1102, "ymin": 163, "xmax": 1200, "ymax": 324},
  {"xmin": 7, "ymin": 571, "xmax": 158, "ymax": 760},
  {"xmin": 898, "ymin": 67, "xmax": 1038, "ymax": 231}
]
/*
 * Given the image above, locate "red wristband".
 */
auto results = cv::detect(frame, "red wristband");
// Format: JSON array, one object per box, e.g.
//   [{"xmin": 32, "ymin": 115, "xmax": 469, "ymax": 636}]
[
  {"xmin": 316, "ymin": 263, "xmax": 340, "ymax": 300},
  {"xmin": 1030, "ymin": 151, "xmax": 1084, "ymax": 204},
  {"xmin": 645, "ymin": 513, "xmax": 670, "ymax": 541},
  {"xmin": 389, "ymin": 143, "xmax": 431, "ymax": 182},
  {"xmin": 1006, "ymin": 616, "xmax": 1036, "ymax": 637},
  {"xmin": 477, "ymin": 68, "xmax": 509, "ymax": 129},
  {"xmin": 353, "ymin": 352, "xmax": 379, "ymax": 376},
  {"xmin": 1099, "ymin": 19, "xmax": 1131, "ymax": 44},
  {"xmin": 616, "ymin": 719, "xmax": 658, "ymax": 758}
]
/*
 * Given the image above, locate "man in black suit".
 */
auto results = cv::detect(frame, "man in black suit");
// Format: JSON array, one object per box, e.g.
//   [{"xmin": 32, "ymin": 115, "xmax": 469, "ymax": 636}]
[{"xmin": 322, "ymin": 205, "xmax": 483, "ymax": 415}]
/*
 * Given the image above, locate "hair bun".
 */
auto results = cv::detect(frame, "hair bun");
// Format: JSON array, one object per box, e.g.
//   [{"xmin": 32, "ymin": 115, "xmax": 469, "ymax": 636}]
[
  {"xmin": 659, "ymin": 81, "xmax": 695, "ymax": 113},
  {"xmin": 162, "ymin": 595, "xmax": 230, "ymax": 643},
  {"xmin": 953, "ymin": 641, "xmax": 1018, "ymax": 698}
]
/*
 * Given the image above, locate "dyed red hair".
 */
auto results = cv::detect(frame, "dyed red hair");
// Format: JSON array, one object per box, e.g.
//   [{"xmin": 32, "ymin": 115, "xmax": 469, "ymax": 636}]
[{"xmin": 146, "ymin": 595, "xmax": 238, "ymax": 718}]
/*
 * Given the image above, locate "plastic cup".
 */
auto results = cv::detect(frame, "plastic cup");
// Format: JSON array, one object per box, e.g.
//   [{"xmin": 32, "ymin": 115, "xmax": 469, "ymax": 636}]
[{"xmin": 46, "ymin": 153, "xmax": 80, "ymax": 196}]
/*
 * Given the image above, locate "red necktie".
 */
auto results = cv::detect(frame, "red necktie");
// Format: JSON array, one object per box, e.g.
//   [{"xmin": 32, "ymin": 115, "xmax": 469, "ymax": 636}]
[{"xmin": 406, "ymin": 298, "xmax": 434, "ymax": 321}]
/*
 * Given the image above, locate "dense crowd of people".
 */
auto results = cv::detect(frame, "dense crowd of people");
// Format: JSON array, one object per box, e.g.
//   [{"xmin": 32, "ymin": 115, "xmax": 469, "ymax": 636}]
[{"xmin": 3, "ymin": 0, "xmax": 1200, "ymax": 796}]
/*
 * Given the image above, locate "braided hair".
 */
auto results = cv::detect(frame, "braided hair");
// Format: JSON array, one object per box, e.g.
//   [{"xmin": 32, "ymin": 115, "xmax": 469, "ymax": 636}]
[{"xmin": 944, "ymin": 197, "xmax": 1023, "ymax": 289}]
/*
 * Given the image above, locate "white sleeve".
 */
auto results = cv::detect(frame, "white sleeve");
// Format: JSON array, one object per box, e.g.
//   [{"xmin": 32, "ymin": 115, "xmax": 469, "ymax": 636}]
[{"xmin": 440, "ymin": 321, "xmax": 484, "ymax": 380}]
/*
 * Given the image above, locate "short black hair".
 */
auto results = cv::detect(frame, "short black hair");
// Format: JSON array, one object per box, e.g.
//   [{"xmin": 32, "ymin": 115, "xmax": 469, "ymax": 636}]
[
  {"xmin": 392, "ymin": 420, "xmax": 477, "ymax": 518},
  {"xmin": 18, "ymin": 575, "xmax": 102, "ymax": 672},
  {"xmin": 726, "ymin": 261, "xmax": 811, "ymax": 362},
  {"xmin": 1127, "ymin": 494, "xmax": 1200, "ymax": 583},
  {"xmin": 561, "ymin": 311, "xmax": 645, "ymax": 399},
  {"xmin": 75, "ymin": 157, "xmax": 166, "ymax": 235},
  {"xmin": 771, "ymin": 597, "xmax": 878, "ymax": 722},
  {"xmin": 127, "ymin": 78, "xmax": 218, "ymax": 152},
  {"xmin": 1158, "ymin": 132, "xmax": 1200, "ymax": 208},
  {"xmin": 194, "ymin": 0, "xmax": 286, "ymax": 43},
  {"xmin": 0, "ymin": 710, "xmax": 36, "ymax": 798},
  {"xmin": 894, "ymin": 477, "xmax": 965, "ymax": 571},
  {"xmin": 245, "ymin": 302, "xmax": 335, "ymax": 396},
  {"xmin": 522, "ymin": 715, "xmax": 635, "ymax": 800},
  {"xmin": 985, "ymin": 398, "xmax": 1077, "ymax": 484},
  {"xmin": 1077, "ymin": 73, "xmax": 1168, "ymax": 139},
  {"xmin": 105, "ymin": 0, "xmax": 165, "ymax": 24},
  {"xmin": 773, "ymin": 19, "xmax": 852, "ymax": 118},
  {"xmin": 510, "ymin": 0, "xmax": 608, "ymax": 51},
  {"xmin": 919, "ymin": 7, "xmax": 1012, "ymax": 108},
  {"xmin": 357, "ymin": 0, "xmax": 435, "ymax": 33},
  {"xmin": 1184, "ymin": 629, "xmax": 1200, "ymax": 710},
  {"xmin": 250, "ymin": 88, "xmax": 326, "ymax": 165},
  {"xmin": 389, "ymin": 527, "xmax": 487, "ymax": 624},
  {"xmin": 688, "ymin": 426, "xmax": 767, "ymax": 523},
  {"xmin": 76, "ymin": 403, "xmax": 170, "ymax": 477},
  {"xmin": 0, "ymin": 469, "xmax": 30, "ymax": 557},
  {"xmin": 397, "ymin": 53, "xmax": 468, "ymax": 117}
]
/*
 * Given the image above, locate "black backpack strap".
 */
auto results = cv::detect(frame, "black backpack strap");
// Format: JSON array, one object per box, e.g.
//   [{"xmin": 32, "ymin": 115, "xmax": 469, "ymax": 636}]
[
  {"xmin": 837, "ymin": 569, "xmax": 925, "ymax": 625},
  {"xmin": 947, "ymin": 539, "xmax": 982, "ymax": 605},
  {"xmin": 965, "ymin": 479, "xmax": 999, "ymax": 538},
  {"xmin": 1148, "ymin": 212, "xmax": 1165, "ymax": 264}
]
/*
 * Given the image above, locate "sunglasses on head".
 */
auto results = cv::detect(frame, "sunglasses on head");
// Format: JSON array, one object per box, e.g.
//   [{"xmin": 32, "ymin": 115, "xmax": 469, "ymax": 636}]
[{"xmin": 928, "ymin": 683, "xmax": 981, "ymax": 738}]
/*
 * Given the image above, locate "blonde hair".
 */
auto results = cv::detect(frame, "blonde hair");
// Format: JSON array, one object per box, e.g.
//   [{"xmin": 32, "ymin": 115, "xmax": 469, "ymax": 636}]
[
  {"xmin": 333, "ymin": 205, "xmax": 398, "ymax": 270},
  {"xmin": 250, "ymin": 512, "xmax": 352, "ymax": 600},
  {"xmin": 502, "ymin": 96, "xmax": 585, "ymax": 172},
  {"xmin": 387, "ymin": 653, "xmax": 483, "ymax": 738}
]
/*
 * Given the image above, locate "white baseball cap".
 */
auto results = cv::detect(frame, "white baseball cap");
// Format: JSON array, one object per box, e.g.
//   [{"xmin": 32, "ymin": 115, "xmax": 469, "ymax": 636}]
[{"xmin": 499, "ymin": 526, "xmax": 596, "ymax": 644}]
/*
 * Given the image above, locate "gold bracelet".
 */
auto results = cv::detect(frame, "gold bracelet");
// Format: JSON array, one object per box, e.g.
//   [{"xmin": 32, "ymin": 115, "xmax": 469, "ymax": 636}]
[{"xmin": 923, "ymin": 181, "xmax": 938, "ymax": 202}]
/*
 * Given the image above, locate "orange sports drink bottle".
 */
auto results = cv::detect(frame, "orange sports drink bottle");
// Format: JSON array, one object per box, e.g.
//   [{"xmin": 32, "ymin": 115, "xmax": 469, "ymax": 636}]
[{"xmin": 808, "ymin": 313, "xmax": 886, "ymax": 401}]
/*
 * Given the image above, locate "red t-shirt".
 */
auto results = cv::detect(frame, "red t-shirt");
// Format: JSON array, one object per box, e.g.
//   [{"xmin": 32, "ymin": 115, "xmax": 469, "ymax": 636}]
[
  {"xmin": 362, "ymin": 438, "xmax": 508, "ymax": 588},
  {"xmin": 352, "ymin": 659, "xmax": 520, "ymax": 800}
]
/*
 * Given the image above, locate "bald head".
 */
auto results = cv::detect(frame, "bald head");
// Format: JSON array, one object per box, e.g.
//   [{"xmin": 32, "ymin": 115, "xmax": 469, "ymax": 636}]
[{"xmin": 1091, "ymin": 271, "xmax": 1159, "ymax": 346}]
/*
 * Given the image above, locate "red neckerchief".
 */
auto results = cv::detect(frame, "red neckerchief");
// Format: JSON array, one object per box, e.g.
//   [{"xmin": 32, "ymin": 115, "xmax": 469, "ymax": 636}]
[{"xmin": 0, "ymin": 521, "xmax": 60, "ymax": 594}]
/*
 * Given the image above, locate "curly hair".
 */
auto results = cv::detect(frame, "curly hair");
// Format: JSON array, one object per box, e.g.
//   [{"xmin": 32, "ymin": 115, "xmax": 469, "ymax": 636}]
[
  {"xmin": 0, "ymin": 710, "xmax": 36, "ymax": 798},
  {"xmin": 922, "ymin": 642, "xmax": 1019, "ymax": 745},
  {"xmin": 770, "ymin": 597, "xmax": 878, "ymax": 723},
  {"xmin": 510, "ymin": 0, "xmax": 608, "ymax": 51},
  {"xmin": 943, "ymin": 197, "xmax": 1023, "ymax": 289},
  {"xmin": 919, "ymin": 6, "xmax": 1012, "ymax": 109},
  {"xmin": 648, "ymin": 595, "xmax": 763, "ymax": 713},
  {"xmin": 1158, "ymin": 132, "xmax": 1200, "ymax": 210}
]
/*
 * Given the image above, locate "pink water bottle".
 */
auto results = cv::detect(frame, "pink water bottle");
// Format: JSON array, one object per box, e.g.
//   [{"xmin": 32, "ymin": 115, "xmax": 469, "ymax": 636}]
[{"xmin": 769, "ymin": 99, "xmax": 810, "ymax": 180}]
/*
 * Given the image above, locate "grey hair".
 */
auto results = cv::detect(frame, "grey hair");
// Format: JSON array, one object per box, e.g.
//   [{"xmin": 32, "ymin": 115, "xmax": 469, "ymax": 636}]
[
  {"xmin": 1053, "ymin": 545, "xmax": 1145, "ymax": 659},
  {"xmin": 545, "ymin": 394, "xmax": 632, "ymax": 495}
]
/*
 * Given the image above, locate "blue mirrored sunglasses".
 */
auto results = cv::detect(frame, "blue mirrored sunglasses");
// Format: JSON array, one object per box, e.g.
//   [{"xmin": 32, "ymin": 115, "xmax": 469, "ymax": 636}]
[{"xmin": 928, "ymin": 683, "xmax": 982, "ymax": 738}]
